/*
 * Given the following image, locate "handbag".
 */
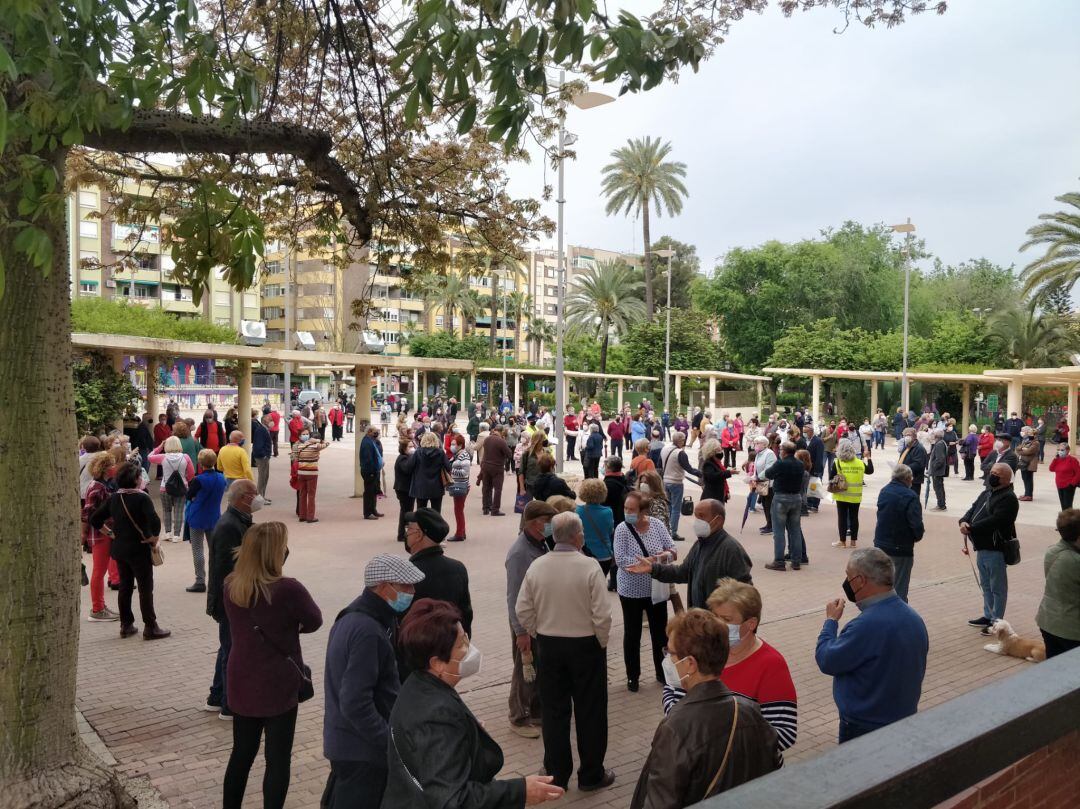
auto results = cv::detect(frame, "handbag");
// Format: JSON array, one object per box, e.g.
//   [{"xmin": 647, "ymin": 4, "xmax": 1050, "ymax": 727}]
[
  {"xmin": 755, "ymin": 480, "xmax": 771, "ymax": 498},
  {"xmin": 807, "ymin": 476, "xmax": 823, "ymax": 498},
  {"xmin": 827, "ymin": 461, "xmax": 848, "ymax": 494},
  {"xmin": 514, "ymin": 492, "xmax": 531, "ymax": 514},
  {"xmin": 703, "ymin": 698, "xmax": 741, "ymax": 800},
  {"xmin": 627, "ymin": 524, "xmax": 671, "ymax": 605},
  {"xmin": 446, "ymin": 481, "xmax": 469, "ymax": 498},
  {"xmin": 119, "ymin": 492, "xmax": 164, "ymax": 567},
  {"xmin": 680, "ymin": 496, "xmax": 694, "ymax": 517},
  {"xmin": 252, "ymin": 622, "xmax": 314, "ymax": 702},
  {"xmin": 999, "ymin": 531, "xmax": 1021, "ymax": 566}
]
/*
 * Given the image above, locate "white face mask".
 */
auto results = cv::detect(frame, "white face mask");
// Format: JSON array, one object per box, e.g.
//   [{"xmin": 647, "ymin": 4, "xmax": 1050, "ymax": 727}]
[
  {"xmin": 728, "ymin": 622, "xmax": 743, "ymax": 647},
  {"xmin": 453, "ymin": 642, "xmax": 482, "ymax": 681},
  {"xmin": 661, "ymin": 654, "xmax": 689, "ymax": 689},
  {"xmin": 640, "ymin": 484, "xmax": 651, "ymax": 494},
  {"xmin": 693, "ymin": 518, "xmax": 712, "ymax": 538},
  {"xmin": 250, "ymin": 494, "xmax": 266, "ymax": 512}
]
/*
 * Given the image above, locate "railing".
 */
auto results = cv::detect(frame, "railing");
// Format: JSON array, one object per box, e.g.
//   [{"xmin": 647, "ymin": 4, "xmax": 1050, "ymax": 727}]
[{"xmin": 693, "ymin": 648, "xmax": 1080, "ymax": 809}]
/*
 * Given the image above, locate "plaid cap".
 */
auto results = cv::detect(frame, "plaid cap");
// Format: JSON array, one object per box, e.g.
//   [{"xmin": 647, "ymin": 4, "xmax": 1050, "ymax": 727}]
[{"xmin": 364, "ymin": 554, "xmax": 426, "ymax": 588}]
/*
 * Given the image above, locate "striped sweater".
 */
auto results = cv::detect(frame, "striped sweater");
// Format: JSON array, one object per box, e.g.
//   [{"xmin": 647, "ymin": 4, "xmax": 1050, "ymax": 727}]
[
  {"xmin": 291, "ymin": 439, "xmax": 329, "ymax": 476},
  {"xmin": 662, "ymin": 639, "xmax": 798, "ymax": 756}
]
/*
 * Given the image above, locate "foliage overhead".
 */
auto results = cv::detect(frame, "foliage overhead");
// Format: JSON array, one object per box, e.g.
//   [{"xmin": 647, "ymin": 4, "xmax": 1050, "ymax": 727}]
[
  {"xmin": 986, "ymin": 307, "xmax": 1078, "ymax": 370},
  {"xmin": 405, "ymin": 329, "xmax": 488, "ymax": 362},
  {"xmin": 1019, "ymin": 192, "xmax": 1080, "ymax": 300},
  {"xmin": 71, "ymin": 297, "xmax": 240, "ymax": 343},
  {"xmin": 644, "ymin": 235, "xmax": 700, "ymax": 310},
  {"xmin": 73, "ymin": 352, "xmax": 142, "ymax": 434},
  {"xmin": 621, "ymin": 309, "xmax": 718, "ymax": 379},
  {"xmin": 565, "ymin": 258, "xmax": 646, "ymax": 375}
]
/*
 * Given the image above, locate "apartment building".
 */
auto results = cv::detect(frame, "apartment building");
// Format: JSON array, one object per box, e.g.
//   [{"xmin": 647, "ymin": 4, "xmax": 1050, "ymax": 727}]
[{"xmin": 68, "ymin": 183, "xmax": 259, "ymax": 326}]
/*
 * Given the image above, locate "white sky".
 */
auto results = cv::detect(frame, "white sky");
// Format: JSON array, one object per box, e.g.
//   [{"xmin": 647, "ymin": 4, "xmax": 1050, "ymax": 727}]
[{"xmin": 508, "ymin": 0, "xmax": 1080, "ymax": 276}]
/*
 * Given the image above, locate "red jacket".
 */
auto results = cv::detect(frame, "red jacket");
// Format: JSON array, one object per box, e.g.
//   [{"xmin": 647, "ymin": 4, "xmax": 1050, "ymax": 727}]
[
  {"xmin": 721, "ymin": 427, "xmax": 738, "ymax": 449},
  {"xmin": 268, "ymin": 410, "xmax": 281, "ymax": 432},
  {"xmin": 1049, "ymin": 454, "xmax": 1080, "ymax": 488},
  {"xmin": 153, "ymin": 423, "xmax": 172, "ymax": 445},
  {"xmin": 977, "ymin": 432, "xmax": 995, "ymax": 459},
  {"xmin": 288, "ymin": 415, "xmax": 306, "ymax": 443},
  {"xmin": 328, "ymin": 407, "xmax": 345, "ymax": 427}
]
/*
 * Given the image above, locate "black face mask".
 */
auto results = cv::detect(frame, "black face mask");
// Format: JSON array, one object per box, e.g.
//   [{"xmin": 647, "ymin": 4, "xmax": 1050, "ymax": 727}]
[
  {"xmin": 842, "ymin": 576, "xmax": 860, "ymax": 603},
  {"xmin": 987, "ymin": 474, "xmax": 1001, "ymax": 488}
]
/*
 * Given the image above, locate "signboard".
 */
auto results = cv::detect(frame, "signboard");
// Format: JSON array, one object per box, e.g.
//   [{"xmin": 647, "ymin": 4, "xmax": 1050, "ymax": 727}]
[
  {"xmin": 477, "ymin": 379, "xmax": 489, "ymax": 395},
  {"xmin": 986, "ymin": 394, "xmax": 999, "ymax": 411}
]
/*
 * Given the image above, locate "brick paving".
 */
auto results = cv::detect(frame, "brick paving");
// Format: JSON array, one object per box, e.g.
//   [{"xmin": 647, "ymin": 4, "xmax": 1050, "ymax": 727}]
[{"xmin": 76, "ymin": 430, "xmax": 1062, "ymax": 807}]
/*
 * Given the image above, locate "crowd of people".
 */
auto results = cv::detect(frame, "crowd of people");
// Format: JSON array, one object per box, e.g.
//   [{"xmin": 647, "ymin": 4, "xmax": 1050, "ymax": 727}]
[{"xmin": 74, "ymin": 394, "xmax": 1080, "ymax": 809}]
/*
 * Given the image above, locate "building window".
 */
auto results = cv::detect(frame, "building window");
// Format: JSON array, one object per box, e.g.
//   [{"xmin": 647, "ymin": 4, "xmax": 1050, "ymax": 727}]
[
  {"xmin": 79, "ymin": 250, "xmax": 99, "ymax": 265},
  {"xmin": 262, "ymin": 307, "xmax": 285, "ymax": 320},
  {"xmin": 132, "ymin": 284, "xmax": 155, "ymax": 299},
  {"xmin": 435, "ymin": 315, "xmax": 444, "ymax": 327},
  {"xmin": 266, "ymin": 328, "xmax": 285, "ymax": 342},
  {"xmin": 113, "ymin": 223, "xmax": 158, "ymax": 243},
  {"xmin": 545, "ymin": 304, "xmax": 558, "ymax": 315},
  {"xmin": 380, "ymin": 308, "xmax": 400, "ymax": 322},
  {"xmin": 79, "ymin": 220, "xmax": 98, "ymax": 238},
  {"xmin": 79, "ymin": 282, "xmax": 98, "ymax": 295},
  {"xmin": 78, "ymin": 190, "xmax": 98, "ymax": 207},
  {"xmin": 262, "ymin": 283, "xmax": 284, "ymax": 297},
  {"xmin": 544, "ymin": 267, "xmax": 556, "ymax": 278},
  {"xmin": 135, "ymin": 254, "xmax": 155, "ymax": 271},
  {"xmin": 263, "ymin": 260, "xmax": 281, "ymax": 273},
  {"xmin": 545, "ymin": 285, "xmax": 558, "ymax": 297},
  {"xmin": 381, "ymin": 331, "xmax": 400, "ymax": 344},
  {"xmin": 300, "ymin": 283, "xmax": 335, "ymax": 296},
  {"xmin": 214, "ymin": 292, "xmax": 231, "ymax": 306},
  {"xmin": 243, "ymin": 293, "xmax": 258, "ymax": 308},
  {"xmin": 173, "ymin": 287, "xmax": 193, "ymax": 302}
]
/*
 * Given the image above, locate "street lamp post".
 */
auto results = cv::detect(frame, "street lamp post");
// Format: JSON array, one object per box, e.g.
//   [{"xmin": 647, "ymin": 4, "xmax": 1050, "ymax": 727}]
[
  {"xmin": 889, "ymin": 218, "xmax": 916, "ymax": 414},
  {"xmin": 553, "ymin": 72, "xmax": 614, "ymax": 471},
  {"xmin": 650, "ymin": 248, "xmax": 675, "ymax": 413}
]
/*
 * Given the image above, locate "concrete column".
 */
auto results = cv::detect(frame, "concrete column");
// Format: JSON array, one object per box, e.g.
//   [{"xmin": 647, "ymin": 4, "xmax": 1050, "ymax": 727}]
[
  {"xmin": 756, "ymin": 381, "xmax": 763, "ymax": 416},
  {"xmin": 1006, "ymin": 379, "xmax": 1023, "ymax": 418},
  {"xmin": 675, "ymin": 375, "xmax": 682, "ymax": 413},
  {"xmin": 237, "ymin": 360, "xmax": 252, "ymax": 455},
  {"xmin": 811, "ymin": 375, "xmax": 821, "ymax": 425},
  {"xmin": 354, "ymin": 364, "xmax": 373, "ymax": 497},
  {"xmin": 962, "ymin": 383, "xmax": 971, "ymax": 428},
  {"xmin": 1070, "ymin": 383, "xmax": 1078, "ymax": 450},
  {"xmin": 470, "ymin": 373, "xmax": 477, "ymax": 407},
  {"xmin": 460, "ymin": 375, "xmax": 467, "ymax": 410},
  {"xmin": 111, "ymin": 352, "xmax": 126, "ymax": 430},
  {"xmin": 617, "ymin": 379, "xmax": 624, "ymax": 413},
  {"xmin": 146, "ymin": 356, "xmax": 160, "ymax": 417},
  {"xmin": 309, "ymin": 372, "xmax": 316, "ymax": 389},
  {"xmin": 514, "ymin": 372, "xmax": 521, "ymax": 410},
  {"xmin": 869, "ymin": 379, "xmax": 878, "ymax": 420},
  {"xmin": 412, "ymin": 368, "xmax": 419, "ymax": 411},
  {"xmin": 708, "ymin": 376, "xmax": 717, "ymax": 414}
]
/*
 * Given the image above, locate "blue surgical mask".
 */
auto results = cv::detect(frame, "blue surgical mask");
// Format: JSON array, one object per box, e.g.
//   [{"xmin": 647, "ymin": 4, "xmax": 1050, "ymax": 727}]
[
  {"xmin": 543, "ymin": 522, "xmax": 554, "ymax": 538},
  {"xmin": 239, "ymin": 439, "xmax": 246, "ymax": 447},
  {"xmin": 300, "ymin": 434, "xmax": 310, "ymax": 442},
  {"xmin": 625, "ymin": 513, "xmax": 639, "ymax": 526},
  {"xmin": 728, "ymin": 623, "xmax": 743, "ymax": 647},
  {"xmin": 389, "ymin": 589, "xmax": 414, "ymax": 613}
]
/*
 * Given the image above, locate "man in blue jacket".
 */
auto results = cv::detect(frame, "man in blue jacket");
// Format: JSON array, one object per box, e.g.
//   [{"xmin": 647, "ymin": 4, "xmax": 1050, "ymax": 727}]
[
  {"xmin": 873, "ymin": 464, "xmax": 924, "ymax": 601},
  {"xmin": 815, "ymin": 548, "xmax": 928, "ymax": 743},
  {"xmin": 803, "ymin": 425, "xmax": 825, "ymax": 513},
  {"xmin": 250, "ymin": 410, "xmax": 273, "ymax": 504},
  {"xmin": 322, "ymin": 554, "xmax": 424, "ymax": 809},
  {"xmin": 358, "ymin": 425, "xmax": 384, "ymax": 520}
]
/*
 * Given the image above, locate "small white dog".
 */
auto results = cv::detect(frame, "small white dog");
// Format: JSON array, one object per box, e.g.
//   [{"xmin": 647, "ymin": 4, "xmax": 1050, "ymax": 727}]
[{"xmin": 983, "ymin": 619, "xmax": 1046, "ymax": 662}]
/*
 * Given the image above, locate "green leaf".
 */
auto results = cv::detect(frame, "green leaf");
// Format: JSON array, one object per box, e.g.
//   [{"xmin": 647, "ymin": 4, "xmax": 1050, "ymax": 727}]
[
  {"xmin": 0, "ymin": 94, "xmax": 7, "ymax": 156},
  {"xmin": 61, "ymin": 123, "xmax": 82, "ymax": 146},
  {"xmin": 0, "ymin": 40, "xmax": 16, "ymax": 81},
  {"xmin": 456, "ymin": 100, "xmax": 477, "ymax": 134},
  {"xmin": 403, "ymin": 85, "xmax": 420, "ymax": 124},
  {"xmin": 0, "ymin": 251, "xmax": 5, "ymax": 302},
  {"xmin": 578, "ymin": 0, "xmax": 595, "ymax": 21},
  {"xmin": 590, "ymin": 35, "xmax": 605, "ymax": 61}
]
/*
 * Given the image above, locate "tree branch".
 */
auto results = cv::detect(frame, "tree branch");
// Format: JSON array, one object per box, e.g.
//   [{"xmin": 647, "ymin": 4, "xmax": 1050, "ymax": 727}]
[{"xmin": 83, "ymin": 109, "xmax": 372, "ymax": 243}]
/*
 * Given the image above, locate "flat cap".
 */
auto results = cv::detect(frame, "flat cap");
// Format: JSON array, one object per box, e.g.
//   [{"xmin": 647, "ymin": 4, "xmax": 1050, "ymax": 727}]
[{"xmin": 364, "ymin": 554, "xmax": 425, "ymax": 588}]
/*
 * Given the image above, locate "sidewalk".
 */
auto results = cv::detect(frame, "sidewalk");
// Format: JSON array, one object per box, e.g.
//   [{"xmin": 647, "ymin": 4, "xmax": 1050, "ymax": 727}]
[{"xmin": 77, "ymin": 428, "xmax": 1061, "ymax": 808}]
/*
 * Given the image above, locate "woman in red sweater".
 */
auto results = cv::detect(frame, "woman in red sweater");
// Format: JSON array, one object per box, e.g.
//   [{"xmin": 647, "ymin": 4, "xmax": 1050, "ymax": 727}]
[
  {"xmin": 1048, "ymin": 445, "xmax": 1080, "ymax": 510},
  {"xmin": 977, "ymin": 425, "xmax": 996, "ymax": 459}
]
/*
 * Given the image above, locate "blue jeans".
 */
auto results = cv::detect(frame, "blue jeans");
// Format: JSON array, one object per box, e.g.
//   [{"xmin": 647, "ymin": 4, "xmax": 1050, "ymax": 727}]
[
  {"xmin": 873, "ymin": 430, "xmax": 885, "ymax": 449},
  {"xmin": 210, "ymin": 614, "xmax": 232, "ymax": 711},
  {"xmin": 771, "ymin": 493, "xmax": 804, "ymax": 564},
  {"xmin": 665, "ymin": 482, "xmax": 683, "ymax": 537},
  {"xmin": 976, "ymin": 550, "xmax": 1007, "ymax": 622},
  {"xmin": 747, "ymin": 490, "xmax": 758, "ymax": 512},
  {"xmin": 839, "ymin": 716, "xmax": 878, "ymax": 744},
  {"xmin": 890, "ymin": 555, "xmax": 914, "ymax": 602}
]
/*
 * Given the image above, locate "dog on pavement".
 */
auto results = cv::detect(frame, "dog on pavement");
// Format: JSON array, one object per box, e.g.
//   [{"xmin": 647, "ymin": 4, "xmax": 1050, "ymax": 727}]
[{"xmin": 983, "ymin": 619, "xmax": 1046, "ymax": 662}]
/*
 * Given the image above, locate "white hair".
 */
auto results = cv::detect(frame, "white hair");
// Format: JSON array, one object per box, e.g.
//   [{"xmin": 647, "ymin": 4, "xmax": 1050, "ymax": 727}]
[
  {"xmin": 551, "ymin": 512, "xmax": 583, "ymax": 546},
  {"xmin": 849, "ymin": 548, "xmax": 894, "ymax": 587}
]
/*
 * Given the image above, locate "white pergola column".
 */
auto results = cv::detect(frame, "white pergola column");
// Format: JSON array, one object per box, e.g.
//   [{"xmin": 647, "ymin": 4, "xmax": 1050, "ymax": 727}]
[
  {"xmin": 675, "ymin": 375, "xmax": 682, "ymax": 413},
  {"xmin": 869, "ymin": 379, "xmax": 878, "ymax": 419},
  {"xmin": 145, "ymin": 356, "xmax": 160, "ymax": 418},
  {"xmin": 354, "ymin": 364, "xmax": 373, "ymax": 497},
  {"xmin": 1069, "ymin": 382, "xmax": 1078, "ymax": 449},
  {"xmin": 237, "ymin": 360, "xmax": 252, "ymax": 455},
  {"xmin": 708, "ymin": 376, "xmax": 717, "ymax": 414},
  {"xmin": 1006, "ymin": 379, "xmax": 1024, "ymax": 418},
  {"xmin": 811, "ymin": 375, "xmax": 821, "ymax": 425},
  {"xmin": 470, "ymin": 372, "xmax": 477, "ymax": 406},
  {"xmin": 308, "ymin": 371, "xmax": 316, "ymax": 389},
  {"xmin": 962, "ymin": 383, "xmax": 971, "ymax": 429},
  {"xmin": 412, "ymin": 368, "xmax": 419, "ymax": 411},
  {"xmin": 514, "ymin": 372, "xmax": 521, "ymax": 409},
  {"xmin": 617, "ymin": 379, "xmax": 624, "ymax": 413},
  {"xmin": 756, "ymin": 380, "xmax": 763, "ymax": 416},
  {"xmin": 460, "ymin": 375, "xmax": 467, "ymax": 409}
]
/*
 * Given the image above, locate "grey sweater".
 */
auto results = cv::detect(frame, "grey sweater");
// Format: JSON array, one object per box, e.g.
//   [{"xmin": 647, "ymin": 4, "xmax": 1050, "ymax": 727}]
[{"xmin": 506, "ymin": 530, "xmax": 548, "ymax": 635}]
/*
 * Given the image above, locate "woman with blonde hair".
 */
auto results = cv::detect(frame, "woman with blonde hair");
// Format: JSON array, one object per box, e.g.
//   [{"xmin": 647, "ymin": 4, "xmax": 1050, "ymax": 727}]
[
  {"xmin": 223, "ymin": 522, "xmax": 322, "ymax": 809},
  {"xmin": 405, "ymin": 429, "xmax": 453, "ymax": 512},
  {"xmin": 577, "ymin": 478, "xmax": 615, "ymax": 574},
  {"xmin": 184, "ymin": 448, "xmax": 227, "ymax": 593},
  {"xmin": 700, "ymin": 439, "xmax": 731, "ymax": 502},
  {"xmin": 636, "ymin": 469, "xmax": 669, "ymax": 526},
  {"xmin": 149, "ymin": 435, "xmax": 195, "ymax": 541},
  {"xmin": 630, "ymin": 438, "xmax": 655, "ymax": 482},
  {"xmin": 517, "ymin": 428, "xmax": 551, "ymax": 501}
]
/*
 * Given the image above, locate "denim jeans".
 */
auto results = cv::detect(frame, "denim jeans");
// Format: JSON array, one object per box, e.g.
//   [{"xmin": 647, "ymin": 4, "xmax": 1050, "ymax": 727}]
[
  {"xmin": 976, "ymin": 549, "xmax": 1007, "ymax": 622},
  {"xmin": 839, "ymin": 716, "xmax": 878, "ymax": 744},
  {"xmin": 771, "ymin": 493, "xmax": 803, "ymax": 563},
  {"xmin": 210, "ymin": 614, "xmax": 232, "ymax": 711},
  {"xmin": 890, "ymin": 555, "xmax": 914, "ymax": 602},
  {"xmin": 665, "ymin": 483, "xmax": 684, "ymax": 537}
]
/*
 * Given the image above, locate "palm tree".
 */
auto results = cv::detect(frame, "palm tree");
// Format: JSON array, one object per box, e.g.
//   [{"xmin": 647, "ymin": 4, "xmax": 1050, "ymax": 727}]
[
  {"xmin": 526, "ymin": 319, "xmax": 555, "ymax": 364},
  {"xmin": 565, "ymin": 259, "xmax": 647, "ymax": 375},
  {"xmin": 987, "ymin": 307, "xmax": 1078, "ymax": 369},
  {"xmin": 600, "ymin": 136, "xmax": 688, "ymax": 319},
  {"xmin": 1020, "ymin": 192, "xmax": 1080, "ymax": 298},
  {"xmin": 462, "ymin": 289, "xmax": 485, "ymax": 336},
  {"xmin": 508, "ymin": 290, "xmax": 532, "ymax": 361},
  {"xmin": 433, "ymin": 270, "xmax": 474, "ymax": 334}
]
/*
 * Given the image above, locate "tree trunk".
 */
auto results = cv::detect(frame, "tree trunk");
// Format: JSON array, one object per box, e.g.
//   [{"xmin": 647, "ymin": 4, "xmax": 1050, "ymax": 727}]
[
  {"xmin": 642, "ymin": 206, "xmax": 655, "ymax": 320},
  {"xmin": 490, "ymin": 290, "xmax": 498, "ymax": 358},
  {"xmin": 599, "ymin": 325, "xmax": 610, "ymax": 377},
  {"xmin": 514, "ymin": 306, "xmax": 522, "ymax": 363},
  {"xmin": 0, "ymin": 149, "xmax": 135, "ymax": 807}
]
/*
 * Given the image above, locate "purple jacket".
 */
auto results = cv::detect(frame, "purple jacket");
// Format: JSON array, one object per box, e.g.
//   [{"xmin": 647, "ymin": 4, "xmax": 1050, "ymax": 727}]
[{"xmin": 225, "ymin": 577, "xmax": 323, "ymax": 717}]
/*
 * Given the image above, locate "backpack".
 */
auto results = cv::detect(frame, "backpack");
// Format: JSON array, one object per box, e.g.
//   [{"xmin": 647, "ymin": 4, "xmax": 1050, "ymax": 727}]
[{"xmin": 164, "ymin": 463, "xmax": 187, "ymax": 498}]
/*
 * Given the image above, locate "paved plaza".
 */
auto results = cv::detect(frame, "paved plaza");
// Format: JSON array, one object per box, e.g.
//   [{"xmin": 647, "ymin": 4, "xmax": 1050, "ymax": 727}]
[{"xmin": 77, "ymin": 427, "xmax": 1062, "ymax": 808}]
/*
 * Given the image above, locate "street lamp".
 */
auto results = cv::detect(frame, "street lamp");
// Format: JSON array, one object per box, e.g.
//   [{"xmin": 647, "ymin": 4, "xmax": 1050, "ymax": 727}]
[
  {"xmin": 889, "ymin": 218, "xmax": 917, "ymax": 414},
  {"xmin": 650, "ymin": 248, "xmax": 675, "ymax": 414},
  {"xmin": 553, "ymin": 71, "xmax": 614, "ymax": 471}
]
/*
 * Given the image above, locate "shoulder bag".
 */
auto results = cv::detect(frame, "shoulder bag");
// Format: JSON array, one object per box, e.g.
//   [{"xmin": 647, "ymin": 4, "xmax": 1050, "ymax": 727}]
[
  {"xmin": 703, "ymin": 698, "xmax": 740, "ymax": 801},
  {"xmin": 626, "ymin": 524, "xmax": 671, "ymax": 606},
  {"xmin": 249, "ymin": 616, "xmax": 314, "ymax": 702},
  {"xmin": 580, "ymin": 507, "xmax": 613, "ymax": 559},
  {"xmin": 120, "ymin": 492, "xmax": 164, "ymax": 566},
  {"xmin": 998, "ymin": 527, "xmax": 1021, "ymax": 566},
  {"xmin": 827, "ymin": 461, "xmax": 848, "ymax": 494}
]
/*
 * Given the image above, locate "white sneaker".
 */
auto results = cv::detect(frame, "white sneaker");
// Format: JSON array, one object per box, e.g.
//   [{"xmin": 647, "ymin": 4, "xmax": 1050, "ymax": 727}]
[
  {"xmin": 164, "ymin": 532, "xmax": 173, "ymax": 541},
  {"xmin": 201, "ymin": 701, "xmax": 222, "ymax": 712}
]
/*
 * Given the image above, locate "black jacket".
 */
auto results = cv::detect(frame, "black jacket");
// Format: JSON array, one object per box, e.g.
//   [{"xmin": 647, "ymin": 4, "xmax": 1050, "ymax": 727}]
[
  {"xmin": 960, "ymin": 485, "xmax": 1019, "ymax": 553},
  {"xmin": 604, "ymin": 474, "xmax": 630, "ymax": 527},
  {"xmin": 928, "ymin": 440, "xmax": 949, "ymax": 477},
  {"xmin": 207, "ymin": 507, "xmax": 253, "ymax": 621},
  {"xmin": 764, "ymin": 456, "xmax": 805, "ymax": 495},
  {"xmin": 874, "ymin": 481, "xmax": 924, "ymax": 557},
  {"xmin": 653, "ymin": 529, "xmax": 753, "ymax": 609},
  {"xmin": 898, "ymin": 441, "xmax": 928, "ymax": 480},
  {"xmin": 807, "ymin": 435, "xmax": 826, "ymax": 477},
  {"xmin": 982, "ymin": 449, "xmax": 1019, "ymax": 477},
  {"xmin": 382, "ymin": 671, "xmax": 524, "ymax": 809},
  {"xmin": 406, "ymin": 446, "xmax": 452, "ymax": 500},
  {"xmin": 530, "ymin": 472, "xmax": 574, "ymax": 502},
  {"xmin": 90, "ymin": 489, "xmax": 160, "ymax": 561},
  {"xmin": 394, "ymin": 453, "xmax": 413, "ymax": 496},
  {"xmin": 701, "ymin": 458, "xmax": 731, "ymax": 502},
  {"xmin": 408, "ymin": 546, "xmax": 473, "ymax": 637}
]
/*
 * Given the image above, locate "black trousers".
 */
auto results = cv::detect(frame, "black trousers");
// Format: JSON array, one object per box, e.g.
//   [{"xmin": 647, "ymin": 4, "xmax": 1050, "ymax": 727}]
[
  {"xmin": 760, "ymin": 490, "xmax": 774, "ymax": 530},
  {"xmin": 415, "ymin": 495, "xmax": 443, "ymax": 513},
  {"xmin": 1021, "ymin": 470, "xmax": 1034, "ymax": 498},
  {"xmin": 480, "ymin": 467, "xmax": 504, "ymax": 513},
  {"xmin": 566, "ymin": 435, "xmax": 576, "ymax": 460},
  {"xmin": 536, "ymin": 634, "xmax": 608, "ymax": 789},
  {"xmin": 583, "ymin": 457, "xmax": 599, "ymax": 479},
  {"xmin": 619, "ymin": 595, "xmax": 668, "ymax": 683},
  {"xmin": 362, "ymin": 471, "xmax": 379, "ymax": 516},
  {"xmin": 114, "ymin": 547, "xmax": 156, "ymax": 627},
  {"xmin": 932, "ymin": 475, "xmax": 946, "ymax": 508},
  {"xmin": 321, "ymin": 761, "xmax": 387, "ymax": 809},
  {"xmin": 396, "ymin": 492, "xmax": 414, "ymax": 541},
  {"xmin": 223, "ymin": 706, "xmax": 298, "ymax": 809},
  {"xmin": 836, "ymin": 501, "xmax": 860, "ymax": 542},
  {"xmin": 723, "ymin": 447, "xmax": 736, "ymax": 468},
  {"xmin": 1041, "ymin": 629, "xmax": 1080, "ymax": 659},
  {"xmin": 1058, "ymin": 486, "xmax": 1076, "ymax": 510},
  {"xmin": 963, "ymin": 456, "xmax": 975, "ymax": 479}
]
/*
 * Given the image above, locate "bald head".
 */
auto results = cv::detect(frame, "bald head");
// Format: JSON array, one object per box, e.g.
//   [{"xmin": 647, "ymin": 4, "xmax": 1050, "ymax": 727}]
[
  {"xmin": 227, "ymin": 478, "xmax": 258, "ymax": 511},
  {"xmin": 990, "ymin": 463, "xmax": 1013, "ymax": 487},
  {"xmin": 229, "ymin": 430, "xmax": 244, "ymax": 445}
]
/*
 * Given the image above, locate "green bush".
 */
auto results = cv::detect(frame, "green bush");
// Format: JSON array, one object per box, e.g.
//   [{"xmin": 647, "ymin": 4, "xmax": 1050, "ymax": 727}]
[
  {"xmin": 72, "ymin": 297, "xmax": 239, "ymax": 344},
  {"xmin": 74, "ymin": 352, "xmax": 142, "ymax": 434}
]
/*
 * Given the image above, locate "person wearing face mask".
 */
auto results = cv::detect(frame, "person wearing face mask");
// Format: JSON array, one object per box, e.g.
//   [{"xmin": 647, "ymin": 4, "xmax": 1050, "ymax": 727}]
[
  {"xmin": 216, "ymin": 430, "xmax": 255, "ymax": 489},
  {"xmin": 1036, "ymin": 508, "xmax": 1080, "ymax": 658},
  {"xmin": 403, "ymin": 508, "xmax": 473, "ymax": 646},
  {"xmin": 627, "ymin": 499, "xmax": 752, "ymax": 610},
  {"xmin": 815, "ymin": 548, "xmax": 928, "ymax": 744},
  {"xmin": 384, "ymin": 599, "xmax": 565, "ymax": 808},
  {"xmin": 505, "ymin": 500, "xmax": 557, "ymax": 738},
  {"xmin": 614, "ymin": 491, "xmax": 676, "ymax": 693},
  {"xmin": 873, "ymin": 465, "xmax": 924, "ymax": 603},
  {"xmin": 393, "ymin": 439, "xmax": 416, "ymax": 541},
  {"xmin": 960, "ymin": 463, "xmax": 1020, "ymax": 634},
  {"xmin": 980, "ymin": 434, "xmax": 1018, "ymax": 483},
  {"xmin": 222, "ymin": 522, "xmax": 322, "ymax": 809},
  {"xmin": 632, "ymin": 609, "xmax": 779, "ymax": 809},
  {"xmin": 183, "ymin": 448, "xmax": 227, "ymax": 594},
  {"xmin": 1048, "ymin": 443, "xmax": 1080, "ymax": 509},
  {"xmin": 897, "ymin": 427, "xmax": 928, "ymax": 496},
  {"xmin": 321, "ymin": 554, "xmax": 425, "ymax": 809},
  {"xmin": 661, "ymin": 580, "xmax": 797, "ymax": 758},
  {"xmin": 290, "ymin": 429, "xmax": 329, "ymax": 523},
  {"xmin": 1015, "ymin": 427, "xmax": 1040, "ymax": 501},
  {"xmin": 196, "ymin": 408, "xmax": 227, "ymax": 452},
  {"xmin": 516, "ymin": 512, "xmax": 614, "ymax": 792}
]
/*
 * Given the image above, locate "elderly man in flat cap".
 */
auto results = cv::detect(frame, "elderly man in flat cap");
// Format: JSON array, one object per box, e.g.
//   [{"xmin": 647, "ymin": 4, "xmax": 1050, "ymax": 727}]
[
  {"xmin": 321, "ymin": 554, "xmax": 425, "ymax": 809},
  {"xmin": 403, "ymin": 507, "xmax": 474, "ymax": 638}
]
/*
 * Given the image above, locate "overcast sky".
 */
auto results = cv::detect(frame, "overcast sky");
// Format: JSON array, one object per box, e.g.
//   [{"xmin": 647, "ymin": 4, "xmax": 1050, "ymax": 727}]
[{"xmin": 507, "ymin": 0, "xmax": 1080, "ymax": 278}]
